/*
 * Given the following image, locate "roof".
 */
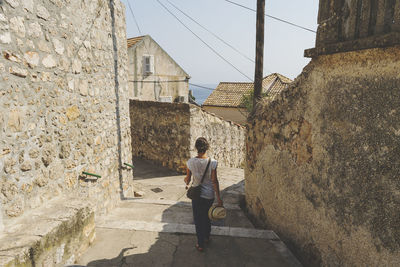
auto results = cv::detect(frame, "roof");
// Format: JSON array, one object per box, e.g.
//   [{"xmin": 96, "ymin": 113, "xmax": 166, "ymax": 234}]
[
  {"xmin": 202, "ymin": 73, "xmax": 292, "ymax": 108},
  {"xmin": 127, "ymin": 35, "xmax": 146, "ymax": 48}
]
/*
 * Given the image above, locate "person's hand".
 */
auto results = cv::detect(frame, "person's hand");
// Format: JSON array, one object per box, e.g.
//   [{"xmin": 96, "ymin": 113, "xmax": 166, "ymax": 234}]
[
  {"xmin": 217, "ymin": 198, "xmax": 223, "ymax": 207},
  {"xmin": 184, "ymin": 177, "xmax": 190, "ymax": 186}
]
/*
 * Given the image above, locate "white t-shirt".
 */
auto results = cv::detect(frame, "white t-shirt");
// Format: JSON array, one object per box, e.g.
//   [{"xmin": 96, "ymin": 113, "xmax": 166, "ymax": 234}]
[{"xmin": 187, "ymin": 157, "xmax": 218, "ymax": 199}]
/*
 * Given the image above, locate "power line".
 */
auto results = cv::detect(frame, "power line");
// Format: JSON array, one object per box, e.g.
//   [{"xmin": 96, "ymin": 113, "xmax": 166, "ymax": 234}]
[
  {"xmin": 189, "ymin": 83, "xmax": 216, "ymax": 91},
  {"xmin": 126, "ymin": 0, "xmax": 172, "ymax": 98},
  {"xmin": 165, "ymin": 0, "xmax": 254, "ymax": 63},
  {"xmin": 156, "ymin": 0, "xmax": 253, "ymax": 81},
  {"xmin": 129, "ymin": 79, "xmax": 188, "ymax": 83},
  {"xmin": 223, "ymin": 0, "xmax": 316, "ymax": 33},
  {"xmin": 127, "ymin": 0, "xmax": 142, "ymax": 35}
]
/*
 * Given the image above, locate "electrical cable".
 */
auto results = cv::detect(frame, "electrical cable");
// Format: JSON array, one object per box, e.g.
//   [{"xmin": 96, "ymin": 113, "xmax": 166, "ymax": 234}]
[
  {"xmin": 223, "ymin": 0, "xmax": 316, "ymax": 33},
  {"xmin": 165, "ymin": 0, "xmax": 254, "ymax": 63},
  {"xmin": 127, "ymin": 0, "xmax": 171, "ymax": 99},
  {"xmin": 156, "ymin": 0, "xmax": 253, "ymax": 81},
  {"xmin": 127, "ymin": 0, "xmax": 142, "ymax": 35},
  {"xmin": 129, "ymin": 79, "xmax": 188, "ymax": 83},
  {"xmin": 189, "ymin": 83, "xmax": 216, "ymax": 91}
]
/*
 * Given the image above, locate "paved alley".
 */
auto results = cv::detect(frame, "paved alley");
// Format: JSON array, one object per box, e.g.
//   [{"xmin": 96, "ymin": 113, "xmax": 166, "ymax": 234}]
[{"xmin": 73, "ymin": 159, "xmax": 301, "ymax": 267}]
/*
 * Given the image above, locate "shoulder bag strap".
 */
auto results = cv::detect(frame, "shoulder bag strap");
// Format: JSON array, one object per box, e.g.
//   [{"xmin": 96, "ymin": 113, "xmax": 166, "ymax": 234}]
[{"xmin": 199, "ymin": 158, "xmax": 211, "ymax": 185}]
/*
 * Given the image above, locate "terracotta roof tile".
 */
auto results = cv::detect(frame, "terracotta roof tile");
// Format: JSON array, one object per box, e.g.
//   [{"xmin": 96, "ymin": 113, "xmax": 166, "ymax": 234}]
[
  {"xmin": 203, "ymin": 73, "xmax": 292, "ymax": 107},
  {"xmin": 127, "ymin": 35, "xmax": 146, "ymax": 48}
]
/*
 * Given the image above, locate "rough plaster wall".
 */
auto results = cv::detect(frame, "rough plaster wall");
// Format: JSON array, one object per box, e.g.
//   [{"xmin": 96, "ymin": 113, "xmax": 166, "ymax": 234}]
[
  {"xmin": 190, "ymin": 106, "xmax": 245, "ymax": 168},
  {"xmin": 127, "ymin": 37, "xmax": 189, "ymax": 102},
  {"xmin": 0, "ymin": 0, "xmax": 133, "ymax": 221},
  {"xmin": 246, "ymin": 46, "xmax": 400, "ymax": 266},
  {"xmin": 130, "ymin": 101, "xmax": 245, "ymax": 173},
  {"xmin": 202, "ymin": 106, "xmax": 247, "ymax": 125}
]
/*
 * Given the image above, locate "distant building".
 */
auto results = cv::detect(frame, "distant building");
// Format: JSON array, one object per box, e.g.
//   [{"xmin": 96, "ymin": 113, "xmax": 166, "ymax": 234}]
[
  {"xmin": 202, "ymin": 73, "xmax": 292, "ymax": 124},
  {"xmin": 127, "ymin": 35, "xmax": 190, "ymax": 103}
]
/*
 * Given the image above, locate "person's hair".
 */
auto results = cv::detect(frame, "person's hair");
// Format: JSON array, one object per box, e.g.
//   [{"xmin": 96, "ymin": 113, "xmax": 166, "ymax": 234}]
[{"xmin": 195, "ymin": 137, "xmax": 209, "ymax": 154}]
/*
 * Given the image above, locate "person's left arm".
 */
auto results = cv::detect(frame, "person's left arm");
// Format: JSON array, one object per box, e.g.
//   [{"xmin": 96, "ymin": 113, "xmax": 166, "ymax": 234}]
[{"xmin": 184, "ymin": 168, "xmax": 192, "ymax": 189}]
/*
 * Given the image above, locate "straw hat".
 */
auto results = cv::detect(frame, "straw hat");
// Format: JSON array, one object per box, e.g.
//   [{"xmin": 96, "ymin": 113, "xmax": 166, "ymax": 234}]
[{"xmin": 208, "ymin": 205, "xmax": 226, "ymax": 220}]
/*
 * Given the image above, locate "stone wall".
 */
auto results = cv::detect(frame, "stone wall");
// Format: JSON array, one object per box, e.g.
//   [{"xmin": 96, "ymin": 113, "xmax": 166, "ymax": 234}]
[
  {"xmin": 190, "ymin": 106, "xmax": 245, "ymax": 168},
  {"xmin": 130, "ymin": 100, "xmax": 245, "ymax": 173},
  {"xmin": 0, "ymin": 0, "xmax": 133, "ymax": 222},
  {"xmin": 245, "ymin": 46, "xmax": 400, "ymax": 266},
  {"xmin": 130, "ymin": 100, "xmax": 191, "ymax": 172}
]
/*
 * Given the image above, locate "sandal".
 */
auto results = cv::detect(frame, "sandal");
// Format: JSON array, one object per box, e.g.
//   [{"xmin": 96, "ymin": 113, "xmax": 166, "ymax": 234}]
[{"xmin": 195, "ymin": 244, "xmax": 204, "ymax": 252}]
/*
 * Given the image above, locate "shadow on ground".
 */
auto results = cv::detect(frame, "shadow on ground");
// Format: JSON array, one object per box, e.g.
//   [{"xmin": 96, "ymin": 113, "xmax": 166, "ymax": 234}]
[
  {"xmin": 131, "ymin": 157, "xmax": 182, "ymax": 179},
  {"xmin": 75, "ymin": 183, "xmax": 292, "ymax": 266}
]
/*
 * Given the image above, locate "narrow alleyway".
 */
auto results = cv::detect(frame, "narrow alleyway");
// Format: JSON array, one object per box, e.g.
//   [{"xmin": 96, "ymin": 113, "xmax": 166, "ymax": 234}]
[{"xmin": 73, "ymin": 159, "xmax": 301, "ymax": 267}]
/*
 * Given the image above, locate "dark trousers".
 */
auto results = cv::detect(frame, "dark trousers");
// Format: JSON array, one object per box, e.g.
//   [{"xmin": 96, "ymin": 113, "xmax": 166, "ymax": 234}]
[{"xmin": 192, "ymin": 197, "xmax": 214, "ymax": 247}]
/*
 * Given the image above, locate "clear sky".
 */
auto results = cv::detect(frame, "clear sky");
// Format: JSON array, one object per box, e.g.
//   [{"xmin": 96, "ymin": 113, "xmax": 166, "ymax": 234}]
[{"xmin": 120, "ymin": 0, "xmax": 319, "ymax": 84}]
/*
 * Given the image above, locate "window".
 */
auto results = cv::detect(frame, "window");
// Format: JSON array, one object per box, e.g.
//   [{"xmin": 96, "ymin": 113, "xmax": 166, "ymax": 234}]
[{"xmin": 143, "ymin": 55, "xmax": 154, "ymax": 75}]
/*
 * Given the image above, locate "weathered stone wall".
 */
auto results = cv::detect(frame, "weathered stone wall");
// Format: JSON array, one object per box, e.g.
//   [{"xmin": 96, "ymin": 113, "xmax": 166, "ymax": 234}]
[
  {"xmin": 190, "ymin": 106, "xmax": 245, "ymax": 168},
  {"xmin": 0, "ymin": 0, "xmax": 133, "ymax": 221},
  {"xmin": 130, "ymin": 100, "xmax": 245, "ymax": 173},
  {"xmin": 246, "ymin": 46, "xmax": 400, "ymax": 266},
  {"xmin": 130, "ymin": 100, "xmax": 191, "ymax": 172}
]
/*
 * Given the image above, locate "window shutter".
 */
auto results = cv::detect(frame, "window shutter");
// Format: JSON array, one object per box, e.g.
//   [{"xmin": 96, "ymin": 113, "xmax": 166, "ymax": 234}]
[
  {"xmin": 142, "ymin": 56, "xmax": 147, "ymax": 75},
  {"xmin": 150, "ymin": 55, "xmax": 155, "ymax": 74}
]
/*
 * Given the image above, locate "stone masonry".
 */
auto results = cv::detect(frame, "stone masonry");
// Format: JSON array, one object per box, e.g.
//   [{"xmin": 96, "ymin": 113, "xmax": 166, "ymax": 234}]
[
  {"xmin": 130, "ymin": 100, "xmax": 245, "ymax": 173},
  {"xmin": 0, "ymin": 0, "xmax": 134, "ymax": 225},
  {"xmin": 245, "ymin": 1, "xmax": 400, "ymax": 266}
]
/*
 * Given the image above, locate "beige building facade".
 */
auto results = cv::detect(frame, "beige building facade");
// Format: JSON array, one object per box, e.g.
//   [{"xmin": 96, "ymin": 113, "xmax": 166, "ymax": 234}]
[{"xmin": 127, "ymin": 35, "xmax": 190, "ymax": 102}]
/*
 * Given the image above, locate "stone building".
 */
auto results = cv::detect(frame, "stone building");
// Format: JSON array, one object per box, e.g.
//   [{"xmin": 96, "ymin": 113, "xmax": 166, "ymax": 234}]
[
  {"xmin": 0, "ymin": 0, "xmax": 135, "ymax": 265},
  {"xmin": 246, "ymin": 1, "xmax": 400, "ymax": 266},
  {"xmin": 127, "ymin": 35, "xmax": 190, "ymax": 103},
  {"xmin": 202, "ymin": 73, "xmax": 292, "ymax": 124}
]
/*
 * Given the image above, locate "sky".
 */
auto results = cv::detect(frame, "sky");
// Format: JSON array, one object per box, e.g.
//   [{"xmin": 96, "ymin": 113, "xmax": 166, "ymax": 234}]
[{"xmin": 120, "ymin": 0, "xmax": 319, "ymax": 85}]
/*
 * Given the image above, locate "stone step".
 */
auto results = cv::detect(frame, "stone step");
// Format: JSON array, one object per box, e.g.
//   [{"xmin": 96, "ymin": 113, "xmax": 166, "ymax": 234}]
[
  {"xmin": 0, "ymin": 197, "xmax": 95, "ymax": 267},
  {"xmin": 121, "ymin": 198, "xmax": 242, "ymax": 210},
  {"xmin": 98, "ymin": 219, "xmax": 276, "ymax": 239},
  {"xmin": 98, "ymin": 201, "xmax": 254, "ymax": 228}
]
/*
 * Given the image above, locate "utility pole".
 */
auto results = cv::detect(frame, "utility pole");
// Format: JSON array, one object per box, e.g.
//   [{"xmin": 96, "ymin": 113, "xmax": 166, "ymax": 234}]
[{"xmin": 253, "ymin": 0, "xmax": 265, "ymax": 110}]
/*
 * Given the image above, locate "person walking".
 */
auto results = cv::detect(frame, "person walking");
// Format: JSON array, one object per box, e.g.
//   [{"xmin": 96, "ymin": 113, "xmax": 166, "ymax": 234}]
[{"xmin": 184, "ymin": 137, "xmax": 223, "ymax": 252}]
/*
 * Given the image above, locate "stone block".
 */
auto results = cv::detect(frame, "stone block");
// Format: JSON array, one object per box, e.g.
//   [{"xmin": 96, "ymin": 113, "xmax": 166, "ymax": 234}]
[
  {"xmin": 7, "ymin": 109, "xmax": 23, "ymax": 132},
  {"xmin": 66, "ymin": 105, "xmax": 80, "ymax": 121},
  {"xmin": 42, "ymin": 54, "xmax": 57, "ymax": 68},
  {"xmin": 79, "ymin": 79, "xmax": 88, "ymax": 96},
  {"xmin": 72, "ymin": 59, "xmax": 82, "ymax": 73},
  {"xmin": 24, "ymin": 51, "xmax": 40, "ymax": 68},
  {"xmin": 5, "ymin": 0, "xmax": 19, "ymax": 8},
  {"xmin": 9, "ymin": 65, "xmax": 28, "ymax": 77},
  {"xmin": 36, "ymin": 5, "xmax": 50, "ymax": 20},
  {"xmin": 0, "ymin": 32, "xmax": 11, "ymax": 44},
  {"xmin": 0, "ymin": 198, "xmax": 95, "ymax": 266},
  {"xmin": 20, "ymin": 161, "xmax": 32, "ymax": 172},
  {"xmin": 53, "ymin": 38, "xmax": 65, "ymax": 55},
  {"xmin": 22, "ymin": 0, "xmax": 34, "ymax": 13},
  {"xmin": 10, "ymin": 16, "xmax": 25, "ymax": 38},
  {"xmin": 41, "ymin": 144, "xmax": 55, "ymax": 167},
  {"xmin": 3, "ymin": 50, "xmax": 21, "ymax": 63}
]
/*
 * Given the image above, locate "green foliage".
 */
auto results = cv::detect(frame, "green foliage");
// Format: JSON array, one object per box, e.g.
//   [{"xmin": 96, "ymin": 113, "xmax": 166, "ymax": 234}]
[{"xmin": 241, "ymin": 90, "xmax": 268, "ymax": 113}]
